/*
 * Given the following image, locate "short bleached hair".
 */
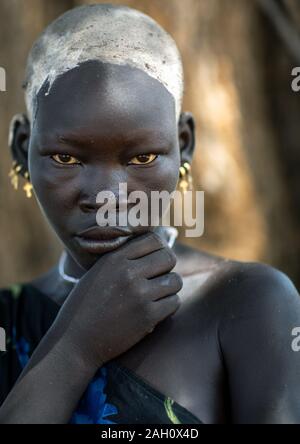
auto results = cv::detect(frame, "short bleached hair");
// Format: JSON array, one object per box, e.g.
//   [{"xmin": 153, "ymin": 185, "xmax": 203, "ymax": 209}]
[{"xmin": 23, "ymin": 3, "xmax": 184, "ymax": 123}]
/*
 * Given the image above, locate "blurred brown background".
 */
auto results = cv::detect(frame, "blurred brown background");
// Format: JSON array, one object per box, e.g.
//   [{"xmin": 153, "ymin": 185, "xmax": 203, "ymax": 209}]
[{"xmin": 0, "ymin": 0, "xmax": 299, "ymax": 288}]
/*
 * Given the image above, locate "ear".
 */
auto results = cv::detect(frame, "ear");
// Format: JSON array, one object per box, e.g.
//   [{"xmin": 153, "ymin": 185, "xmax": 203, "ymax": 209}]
[
  {"xmin": 178, "ymin": 111, "xmax": 196, "ymax": 165},
  {"xmin": 8, "ymin": 113, "xmax": 31, "ymax": 177}
]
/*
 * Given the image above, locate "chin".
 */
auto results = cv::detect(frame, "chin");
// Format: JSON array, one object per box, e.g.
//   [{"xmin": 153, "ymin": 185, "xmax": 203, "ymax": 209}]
[{"xmin": 70, "ymin": 235, "xmax": 132, "ymax": 271}]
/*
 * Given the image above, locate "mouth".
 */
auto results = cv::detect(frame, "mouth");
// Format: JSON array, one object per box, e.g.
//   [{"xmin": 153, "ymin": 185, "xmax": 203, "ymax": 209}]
[{"xmin": 74, "ymin": 226, "xmax": 133, "ymax": 254}]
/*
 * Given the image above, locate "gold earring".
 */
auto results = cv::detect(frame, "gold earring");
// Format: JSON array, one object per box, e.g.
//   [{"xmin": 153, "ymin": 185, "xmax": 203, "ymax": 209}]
[
  {"xmin": 179, "ymin": 162, "xmax": 193, "ymax": 193},
  {"xmin": 8, "ymin": 161, "xmax": 22, "ymax": 190},
  {"xmin": 8, "ymin": 162, "xmax": 33, "ymax": 198},
  {"xmin": 23, "ymin": 172, "xmax": 33, "ymax": 199}
]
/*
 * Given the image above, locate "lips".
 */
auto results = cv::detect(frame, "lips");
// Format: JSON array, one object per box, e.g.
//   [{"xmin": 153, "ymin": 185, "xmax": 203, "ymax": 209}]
[
  {"xmin": 77, "ymin": 226, "xmax": 132, "ymax": 240},
  {"xmin": 74, "ymin": 226, "xmax": 133, "ymax": 254}
]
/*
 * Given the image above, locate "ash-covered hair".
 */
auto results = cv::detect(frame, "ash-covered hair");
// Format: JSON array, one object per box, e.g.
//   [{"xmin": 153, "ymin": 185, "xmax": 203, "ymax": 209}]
[{"xmin": 23, "ymin": 3, "xmax": 184, "ymax": 123}]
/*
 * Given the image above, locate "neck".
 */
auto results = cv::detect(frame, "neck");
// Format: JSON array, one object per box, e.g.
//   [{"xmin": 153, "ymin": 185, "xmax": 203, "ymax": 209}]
[{"xmin": 63, "ymin": 251, "xmax": 86, "ymax": 281}]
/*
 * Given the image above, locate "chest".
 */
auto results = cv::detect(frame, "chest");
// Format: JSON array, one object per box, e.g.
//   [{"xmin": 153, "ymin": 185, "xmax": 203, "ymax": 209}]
[{"xmin": 116, "ymin": 272, "xmax": 229, "ymax": 423}]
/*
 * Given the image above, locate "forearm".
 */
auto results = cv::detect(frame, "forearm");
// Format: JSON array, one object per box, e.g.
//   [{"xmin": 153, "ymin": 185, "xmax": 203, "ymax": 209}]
[{"xmin": 0, "ymin": 324, "xmax": 98, "ymax": 424}]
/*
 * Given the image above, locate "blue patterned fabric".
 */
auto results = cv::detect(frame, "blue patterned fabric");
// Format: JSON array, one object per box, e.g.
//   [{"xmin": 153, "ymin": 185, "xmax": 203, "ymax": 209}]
[
  {"xmin": 12, "ymin": 327, "xmax": 30, "ymax": 369},
  {"xmin": 11, "ymin": 325, "xmax": 118, "ymax": 424},
  {"xmin": 70, "ymin": 366, "xmax": 119, "ymax": 424}
]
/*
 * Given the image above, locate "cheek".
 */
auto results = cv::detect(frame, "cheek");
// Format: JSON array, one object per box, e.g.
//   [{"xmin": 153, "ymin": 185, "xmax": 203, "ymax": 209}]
[
  {"xmin": 136, "ymin": 157, "xmax": 180, "ymax": 224},
  {"xmin": 136, "ymin": 155, "xmax": 180, "ymax": 195},
  {"xmin": 28, "ymin": 154, "xmax": 79, "ymax": 226},
  {"xmin": 155, "ymin": 155, "xmax": 180, "ymax": 193}
]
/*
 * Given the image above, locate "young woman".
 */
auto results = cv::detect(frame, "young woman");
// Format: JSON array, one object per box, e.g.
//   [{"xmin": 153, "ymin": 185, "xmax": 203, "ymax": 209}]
[{"xmin": 0, "ymin": 4, "xmax": 300, "ymax": 424}]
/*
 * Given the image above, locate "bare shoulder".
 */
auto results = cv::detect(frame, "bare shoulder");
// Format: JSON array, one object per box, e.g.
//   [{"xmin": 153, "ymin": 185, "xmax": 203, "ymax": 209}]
[{"xmin": 174, "ymin": 242, "xmax": 300, "ymax": 316}]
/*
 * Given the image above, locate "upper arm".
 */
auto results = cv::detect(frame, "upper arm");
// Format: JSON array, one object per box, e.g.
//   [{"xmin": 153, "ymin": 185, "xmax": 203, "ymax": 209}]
[{"xmin": 218, "ymin": 262, "xmax": 300, "ymax": 424}]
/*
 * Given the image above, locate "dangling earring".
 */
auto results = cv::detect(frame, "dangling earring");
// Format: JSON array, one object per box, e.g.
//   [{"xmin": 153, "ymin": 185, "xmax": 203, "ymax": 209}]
[
  {"xmin": 23, "ymin": 172, "xmax": 33, "ymax": 198},
  {"xmin": 8, "ymin": 161, "xmax": 22, "ymax": 190},
  {"xmin": 8, "ymin": 162, "xmax": 33, "ymax": 198},
  {"xmin": 179, "ymin": 162, "xmax": 193, "ymax": 193}
]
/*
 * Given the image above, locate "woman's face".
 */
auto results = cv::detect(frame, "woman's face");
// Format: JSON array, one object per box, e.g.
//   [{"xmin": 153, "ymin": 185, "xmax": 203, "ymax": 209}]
[{"xmin": 28, "ymin": 61, "xmax": 182, "ymax": 270}]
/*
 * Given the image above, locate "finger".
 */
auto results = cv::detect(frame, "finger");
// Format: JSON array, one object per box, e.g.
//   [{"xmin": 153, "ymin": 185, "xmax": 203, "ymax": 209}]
[
  {"xmin": 122, "ymin": 231, "xmax": 166, "ymax": 260},
  {"xmin": 151, "ymin": 294, "xmax": 181, "ymax": 325},
  {"xmin": 136, "ymin": 247, "xmax": 177, "ymax": 278},
  {"xmin": 147, "ymin": 272, "xmax": 183, "ymax": 301}
]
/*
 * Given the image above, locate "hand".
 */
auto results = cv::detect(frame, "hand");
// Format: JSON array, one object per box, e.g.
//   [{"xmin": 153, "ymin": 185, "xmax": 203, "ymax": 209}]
[{"xmin": 55, "ymin": 231, "xmax": 182, "ymax": 370}]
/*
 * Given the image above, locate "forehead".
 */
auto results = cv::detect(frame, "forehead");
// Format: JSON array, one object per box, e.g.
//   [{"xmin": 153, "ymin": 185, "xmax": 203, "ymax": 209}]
[{"xmin": 33, "ymin": 61, "xmax": 177, "ymax": 142}]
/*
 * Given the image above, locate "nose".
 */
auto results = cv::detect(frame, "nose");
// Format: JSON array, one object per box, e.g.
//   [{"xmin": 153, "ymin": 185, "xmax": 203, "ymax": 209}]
[
  {"xmin": 80, "ymin": 189, "xmax": 127, "ymax": 214},
  {"xmin": 78, "ymin": 166, "xmax": 129, "ymax": 214}
]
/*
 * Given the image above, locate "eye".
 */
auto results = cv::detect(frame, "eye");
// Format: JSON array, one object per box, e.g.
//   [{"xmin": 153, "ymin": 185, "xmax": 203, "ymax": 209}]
[
  {"xmin": 129, "ymin": 154, "xmax": 158, "ymax": 165},
  {"xmin": 51, "ymin": 154, "xmax": 81, "ymax": 165}
]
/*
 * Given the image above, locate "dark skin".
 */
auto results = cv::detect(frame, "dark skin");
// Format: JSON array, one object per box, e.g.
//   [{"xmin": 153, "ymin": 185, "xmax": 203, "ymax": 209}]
[{"xmin": 1, "ymin": 60, "xmax": 300, "ymax": 424}]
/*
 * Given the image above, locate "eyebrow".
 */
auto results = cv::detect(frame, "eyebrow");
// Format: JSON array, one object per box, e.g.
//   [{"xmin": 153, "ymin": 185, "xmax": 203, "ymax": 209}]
[
  {"xmin": 57, "ymin": 129, "xmax": 173, "ymax": 149},
  {"xmin": 58, "ymin": 135, "xmax": 94, "ymax": 148}
]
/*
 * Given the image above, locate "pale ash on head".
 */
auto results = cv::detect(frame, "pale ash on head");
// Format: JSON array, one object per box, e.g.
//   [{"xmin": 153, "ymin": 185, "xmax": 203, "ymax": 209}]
[{"xmin": 23, "ymin": 3, "xmax": 184, "ymax": 124}]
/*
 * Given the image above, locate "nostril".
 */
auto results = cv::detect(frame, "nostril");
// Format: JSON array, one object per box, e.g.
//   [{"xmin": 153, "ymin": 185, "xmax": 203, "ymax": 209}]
[
  {"xmin": 79, "ymin": 194, "xmax": 124, "ymax": 213},
  {"xmin": 80, "ymin": 201, "xmax": 98, "ymax": 213}
]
